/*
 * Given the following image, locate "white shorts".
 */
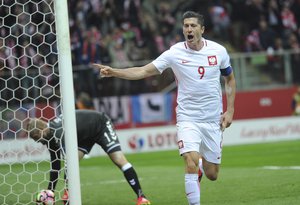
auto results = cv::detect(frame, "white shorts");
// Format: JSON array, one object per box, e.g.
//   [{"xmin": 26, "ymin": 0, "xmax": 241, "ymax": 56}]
[{"xmin": 177, "ymin": 121, "xmax": 223, "ymax": 164}]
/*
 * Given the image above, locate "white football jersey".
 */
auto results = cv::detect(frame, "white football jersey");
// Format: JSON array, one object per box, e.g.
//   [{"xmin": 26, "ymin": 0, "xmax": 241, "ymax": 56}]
[{"xmin": 152, "ymin": 38, "xmax": 231, "ymax": 122}]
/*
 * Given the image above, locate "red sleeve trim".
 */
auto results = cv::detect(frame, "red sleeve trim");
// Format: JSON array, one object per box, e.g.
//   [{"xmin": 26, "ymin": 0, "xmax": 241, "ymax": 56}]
[{"xmin": 184, "ymin": 42, "xmax": 187, "ymax": 49}]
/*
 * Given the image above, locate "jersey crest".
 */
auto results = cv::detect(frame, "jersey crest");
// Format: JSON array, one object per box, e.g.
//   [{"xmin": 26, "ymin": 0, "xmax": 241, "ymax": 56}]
[{"xmin": 208, "ymin": 55, "xmax": 217, "ymax": 66}]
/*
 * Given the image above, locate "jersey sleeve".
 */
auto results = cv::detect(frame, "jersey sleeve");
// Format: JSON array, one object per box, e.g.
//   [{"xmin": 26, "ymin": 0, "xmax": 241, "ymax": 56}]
[
  {"xmin": 152, "ymin": 50, "xmax": 171, "ymax": 73},
  {"xmin": 220, "ymin": 47, "xmax": 231, "ymax": 69},
  {"xmin": 219, "ymin": 47, "xmax": 233, "ymax": 76}
]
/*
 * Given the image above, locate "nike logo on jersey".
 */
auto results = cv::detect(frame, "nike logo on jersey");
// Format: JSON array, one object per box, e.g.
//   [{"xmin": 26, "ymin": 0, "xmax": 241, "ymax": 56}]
[
  {"xmin": 181, "ymin": 60, "xmax": 190, "ymax": 64},
  {"xmin": 186, "ymin": 192, "xmax": 194, "ymax": 196}
]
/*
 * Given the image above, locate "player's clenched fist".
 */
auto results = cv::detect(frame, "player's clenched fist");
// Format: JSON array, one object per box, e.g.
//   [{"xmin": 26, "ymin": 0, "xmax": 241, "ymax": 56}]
[{"xmin": 93, "ymin": 64, "xmax": 114, "ymax": 77}]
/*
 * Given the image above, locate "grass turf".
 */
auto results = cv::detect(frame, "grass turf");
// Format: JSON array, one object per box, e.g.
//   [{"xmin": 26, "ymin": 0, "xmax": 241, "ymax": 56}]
[{"xmin": 1, "ymin": 140, "xmax": 299, "ymax": 204}]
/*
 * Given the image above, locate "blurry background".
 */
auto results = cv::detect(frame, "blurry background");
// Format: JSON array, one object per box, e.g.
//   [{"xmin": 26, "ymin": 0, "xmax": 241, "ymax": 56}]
[
  {"xmin": 1, "ymin": 0, "xmax": 300, "ymax": 133},
  {"xmin": 56, "ymin": 0, "xmax": 299, "ymax": 128},
  {"xmin": 1, "ymin": 1, "xmax": 300, "ymax": 204}
]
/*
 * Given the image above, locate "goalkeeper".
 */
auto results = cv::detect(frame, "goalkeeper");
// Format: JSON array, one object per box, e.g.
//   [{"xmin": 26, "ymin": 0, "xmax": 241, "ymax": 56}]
[{"xmin": 26, "ymin": 109, "xmax": 151, "ymax": 205}]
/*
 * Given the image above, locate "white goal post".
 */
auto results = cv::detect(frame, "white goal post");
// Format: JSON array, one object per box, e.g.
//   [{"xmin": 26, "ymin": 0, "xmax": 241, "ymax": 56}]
[
  {"xmin": 0, "ymin": 0, "xmax": 82, "ymax": 204},
  {"xmin": 54, "ymin": 0, "xmax": 82, "ymax": 204}
]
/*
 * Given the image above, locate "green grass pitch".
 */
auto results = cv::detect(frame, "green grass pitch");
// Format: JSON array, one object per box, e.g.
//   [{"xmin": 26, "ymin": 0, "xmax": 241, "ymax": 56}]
[{"xmin": 1, "ymin": 140, "xmax": 300, "ymax": 204}]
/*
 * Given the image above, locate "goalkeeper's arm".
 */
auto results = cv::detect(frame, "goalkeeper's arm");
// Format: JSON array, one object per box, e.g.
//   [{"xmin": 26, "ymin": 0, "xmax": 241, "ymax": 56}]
[{"xmin": 47, "ymin": 140, "xmax": 61, "ymax": 191}]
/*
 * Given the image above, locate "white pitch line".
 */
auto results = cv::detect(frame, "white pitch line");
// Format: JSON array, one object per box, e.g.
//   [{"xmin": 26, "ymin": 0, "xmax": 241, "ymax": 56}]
[
  {"xmin": 261, "ymin": 166, "xmax": 300, "ymax": 170},
  {"xmin": 81, "ymin": 178, "xmax": 144, "ymax": 187}
]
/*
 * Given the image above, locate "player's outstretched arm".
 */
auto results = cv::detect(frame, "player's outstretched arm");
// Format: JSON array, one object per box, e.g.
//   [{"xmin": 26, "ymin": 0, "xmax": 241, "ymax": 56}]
[{"xmin": 93, "ymin": 63, "xmax": 160, "ymax": 80}]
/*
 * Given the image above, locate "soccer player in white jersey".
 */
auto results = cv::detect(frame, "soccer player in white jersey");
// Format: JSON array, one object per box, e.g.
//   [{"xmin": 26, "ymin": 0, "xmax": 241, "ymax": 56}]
[{"xmin": 94, "ymin": 11, "xmax": 236, "ymax": 205}]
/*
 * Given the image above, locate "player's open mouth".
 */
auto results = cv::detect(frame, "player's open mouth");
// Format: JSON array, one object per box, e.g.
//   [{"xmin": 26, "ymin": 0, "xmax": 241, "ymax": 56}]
[{"xmin": 187, "ymin": 34, "xmax": 194, "ymax": 41}]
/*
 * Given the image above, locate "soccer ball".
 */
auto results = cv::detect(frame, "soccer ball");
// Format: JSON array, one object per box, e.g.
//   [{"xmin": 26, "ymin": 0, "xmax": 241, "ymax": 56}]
[{"xmin": 35, "ymin": 189, "xmax": 55, "ymax": 205}]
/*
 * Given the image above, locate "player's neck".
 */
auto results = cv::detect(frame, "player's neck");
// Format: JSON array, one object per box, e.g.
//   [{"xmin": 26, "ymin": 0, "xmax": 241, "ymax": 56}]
[{"xmin": 187, "ymin": 39, "xmax": 204, "ymax": 51}]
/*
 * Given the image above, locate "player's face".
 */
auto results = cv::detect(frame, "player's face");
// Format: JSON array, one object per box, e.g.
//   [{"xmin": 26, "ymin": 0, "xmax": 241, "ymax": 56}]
[{"xmin": 182, "ymin": 17, "xmax": 204, "ymax": 45}]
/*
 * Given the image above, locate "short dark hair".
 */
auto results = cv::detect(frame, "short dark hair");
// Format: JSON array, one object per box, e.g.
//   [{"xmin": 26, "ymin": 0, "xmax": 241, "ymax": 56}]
[
  {"xmin": 182, "ymin": 11, "xmax": 204, "ymax": 26},
  {"xmin": 26, "ymin": 118, "xmax": 47, "ymax": 141}
]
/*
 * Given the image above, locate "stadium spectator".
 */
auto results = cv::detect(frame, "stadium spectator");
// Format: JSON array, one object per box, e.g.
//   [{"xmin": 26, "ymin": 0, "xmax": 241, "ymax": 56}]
[
  {"xmin": 122, "ymin": 0, "xmax": 142, "ymax": 27},
  {"xmin": 266, "ymin": 0, "xmax": 283, "ymax": 35},
  {"xmin": 266, "ymin": 37, "xmax": 285, "ymax": 82},
  {"xmin": 286, "ymin": 32, "xmax": 300, "ymax": 84},
  {"xmin": 81, "ymin": 26, "xmax": 102, "ymax": 65},
  {"xmin": 244, "ymin": 0, "xmax": 267, "ymax": 31},
  {"xmin": 155, "ymin": 2, "xmax": 176, "ymax": 52},
  {"xmin": 244, "ymin": 17, "xmax": 278, "ymax": 52},
  {"xmin": 292, "ymin": 85, "xmax": 300, "ymax": 115},
  {"xmin": 244, "ymin": 29, "xmax": 263, "ymax": 52},
  {"xmin": 208, "ymin": 2, "xmax": 231, "ymax": 42},
  {"xmin": 26, "ymin": 110, "xmax": 151, "ymax": 205},
  {"xmin": 258, "ymin": 18, "xmax": 277, "ymax": 50},
  {"xmin": 291, "ymin": 0, "xmax": 300, "ymax": 30},
  {"xmin": 94, "ymin": 11, "xmax": 236, "ymax": 205},
  {"xmin": 281, "ymin": 2, "xmax": 298, "ymax": 38}
]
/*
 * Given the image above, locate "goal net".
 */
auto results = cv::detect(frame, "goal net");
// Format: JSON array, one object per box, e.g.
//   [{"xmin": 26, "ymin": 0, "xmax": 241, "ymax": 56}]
[{"xmin": 0, "ymin": 0, "xmax": 80, "ymax": 204}]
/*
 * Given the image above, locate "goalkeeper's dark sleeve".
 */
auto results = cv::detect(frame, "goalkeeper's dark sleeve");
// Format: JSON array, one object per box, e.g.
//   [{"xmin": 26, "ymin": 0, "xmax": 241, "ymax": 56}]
[{"xmin": 47, "ymin": 140, "xmax": 61, "ymax": 191}]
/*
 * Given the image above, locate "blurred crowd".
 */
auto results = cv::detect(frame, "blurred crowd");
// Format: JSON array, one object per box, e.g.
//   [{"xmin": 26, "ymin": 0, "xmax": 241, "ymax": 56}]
[
  {"xmin": 67, "ymin": 0, "xmax": 300, "ymax": 63},
  {"xmin": 1, "ymin": 0, "xmax": 300, "ymax": 140},
  {"xmin": 1, "ymin": 0, "xmax": 300, "ymax": 99},
  {"xmin": 67, "ymin": 0, "xmax": 300, "ymax": 96}
]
